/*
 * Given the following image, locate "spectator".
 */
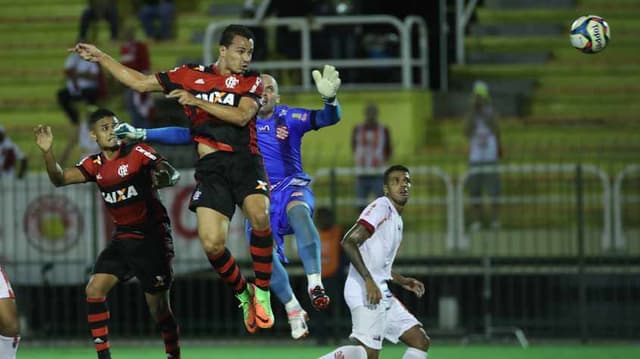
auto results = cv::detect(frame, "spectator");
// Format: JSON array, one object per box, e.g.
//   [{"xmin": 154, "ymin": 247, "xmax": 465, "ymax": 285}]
[
  {"xmin": 57, "ymin": 47, "xmax": 102, "ymax": 126},
  {"xmin": 464, "ymin": 80, "xmax": 503, "ymax": 230},
  {"xmin": 120, "ymin": 24, "xmax": 154, "ymax": 128},
  {"xmin": 351, "ymin": 103, "xmax": 392, "ymax": 209},
  {"xmin": 314, "ymin": 207, "xmax": 347, "ymax": 345},
  {"xmin": 79, "ymin": 0, "xmax": 119, "ymax": 41},
  {"xmin": 136, "ymin": 0, "xmax": 175, "ymax": 41},
  {"xmin": 0, "ymin": 126, "xmax": 27, "ymax": 180}
]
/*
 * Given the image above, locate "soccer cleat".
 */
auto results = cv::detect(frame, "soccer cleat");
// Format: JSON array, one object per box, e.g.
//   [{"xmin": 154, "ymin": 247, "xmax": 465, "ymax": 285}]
[
  {"xmin": 287, "ymin": 308, "xmax": 309, "ymax": 340},
  {"xmin": 235, "ymin": 284, "xmax": 257, "ymax": 334},
  {"xmin": 309, "ymin": 285, "xmax": 330, "ymax": 311},
  {"xmin": 252, "ymin": 284, "xmax": 275, "ymax": 328}
]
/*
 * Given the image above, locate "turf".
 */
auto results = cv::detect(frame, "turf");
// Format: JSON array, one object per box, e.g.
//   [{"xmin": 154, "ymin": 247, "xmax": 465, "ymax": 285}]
[{"xmin": 15, "ymin": 344, "xmax": 640, "ymax": 359}]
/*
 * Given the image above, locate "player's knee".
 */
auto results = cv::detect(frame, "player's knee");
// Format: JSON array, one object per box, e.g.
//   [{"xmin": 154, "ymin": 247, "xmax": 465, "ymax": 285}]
[
  {"xmin": 199, "ymin": 234, "xmax": 226, "ymax": 255},
  {"xmin": 413, "ymin": 327, "xmax": 430, "ymax": 352},
  {"xmin": 247, "ymin": 211, "xmax": 270, "ymax": 231},
  {"xmin": 0, "ymin": 316, "xmax": 19, "ymax": 337},
  {"xmin": 85, "ymin": 282, "xmax": 107, "ymax": 298}
]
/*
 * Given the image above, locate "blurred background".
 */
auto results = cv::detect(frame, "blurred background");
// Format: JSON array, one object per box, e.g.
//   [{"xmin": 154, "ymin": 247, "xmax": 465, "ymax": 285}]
[{"xmin": 0, "ymin": 0, "xmax": 639, "ymax": 354}]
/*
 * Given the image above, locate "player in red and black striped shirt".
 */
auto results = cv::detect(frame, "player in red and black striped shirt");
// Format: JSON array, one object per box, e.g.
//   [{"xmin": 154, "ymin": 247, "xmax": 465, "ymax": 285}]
[
  {"xmin": 72, "ymin": 24, "xmax": 275, "ymax": 332},
  {"xmin": 34, "ymin": 109, "xmax": 181, "ymax": 359}
]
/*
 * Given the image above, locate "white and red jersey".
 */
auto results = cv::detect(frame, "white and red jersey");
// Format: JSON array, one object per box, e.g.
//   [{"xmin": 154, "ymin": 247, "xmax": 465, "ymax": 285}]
[
  {"xmin": 347, "ymin": 196, "xmax": 404, "ymax": 287},
  {"xmin": 352, "ymin": 123, "xmax": 392, "ymax": 171},
  {"xmin": 0, "ymin": 265, "xmax": 15, "ymax": 299},
  {"xmin": 0, "ymin": 136, "xmax": 25, "ymax": 179}
]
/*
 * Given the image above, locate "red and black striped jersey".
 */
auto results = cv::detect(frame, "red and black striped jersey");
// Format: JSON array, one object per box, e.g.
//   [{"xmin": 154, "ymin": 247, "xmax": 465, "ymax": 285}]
[
  {"xmin": 156, "ymin": 64, "xmax": 263, "ymax": 153},
  {"xmin": 76, "ymin": 142, "xmax": 169, "ymax": 229}
]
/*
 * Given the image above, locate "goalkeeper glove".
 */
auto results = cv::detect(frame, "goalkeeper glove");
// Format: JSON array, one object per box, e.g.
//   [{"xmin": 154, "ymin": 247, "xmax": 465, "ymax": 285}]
[
  {"xmin": 312, "ymin": 64, "xmax": 341, "ymax": 104},
  {"xmin": 114, "ymin": 122, "xmax": 147, "ymax": 141}
]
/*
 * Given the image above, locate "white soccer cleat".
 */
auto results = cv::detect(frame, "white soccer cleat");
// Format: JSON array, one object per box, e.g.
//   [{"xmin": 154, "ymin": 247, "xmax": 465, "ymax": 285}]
[{"xmin": 287, "ymin": 308, "xmax": 309, "ymax": 340}]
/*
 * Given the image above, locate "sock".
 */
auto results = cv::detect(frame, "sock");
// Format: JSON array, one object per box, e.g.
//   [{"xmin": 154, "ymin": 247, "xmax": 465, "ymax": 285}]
[
  {"xmin": 207, "ymin": 247, "xmax": 246, "ymax": 294},
  {"xmin": 0, "ymin": 335, "xmax": 19, "ymax": 359},
  {"xmin": 87, "ymin": 296, "xmax": 111, "ymax": 359},
  {"xmin": 307, "ymin": 273, "xmax": 324, "ymax": 291},
  {"xmin": 287, "ymin": 205, "xmax": 322, "ymax": 275},
  {"xmin": 250, "ymin": 228, "xmax": 273, "ymax": 290},
  {"xmin": 284, "ymin": 297, "xmax": 302, "ymax": 313},
  {"xmin": 156, "ymin": 312, "xmax": 181, "ymax": 359},
  {"xmin": 318, "ymin": 345, "xmax": 367, "ymax": 359},
  {"xmin": 270, "ymin": 247, "xmax": 294, "ymax": 305},
  {"xmin": 403, "ymin": 347, "xmax": 427, "ymax": 359}
]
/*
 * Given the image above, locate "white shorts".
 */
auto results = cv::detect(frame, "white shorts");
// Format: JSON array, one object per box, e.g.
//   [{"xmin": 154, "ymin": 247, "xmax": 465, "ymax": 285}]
[
  {"xmin": 347, "ymin": 294, "xmax": 421, "ymax": 350},
  {"xmin": 0, "ymin": 265, "xmax": 15, "ymax": 299}
]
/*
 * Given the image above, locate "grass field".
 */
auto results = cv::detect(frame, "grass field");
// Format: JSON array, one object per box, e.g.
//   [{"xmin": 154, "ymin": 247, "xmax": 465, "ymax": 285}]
[{"xmin": 15, "ymin": 344, "xmax": 640, "ymax": 359}]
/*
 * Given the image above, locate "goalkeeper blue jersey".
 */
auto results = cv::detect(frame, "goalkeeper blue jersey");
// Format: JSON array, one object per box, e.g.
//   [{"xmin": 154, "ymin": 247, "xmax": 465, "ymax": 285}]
[{"xmin": 256, "ymin": 104, "xmax": 317, "ymax": 185}]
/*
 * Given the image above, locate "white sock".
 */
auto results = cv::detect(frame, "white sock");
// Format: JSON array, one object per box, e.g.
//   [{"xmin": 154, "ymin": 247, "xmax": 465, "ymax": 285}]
[
  {"xmin": 318, "ymin": 345, "xmax": 367, "ymax": 359},
  {"xmin": 284, "ymin": 297, "xmax": 302, "ymax": 312},
  {"xmin": 0, "ymin": 335, "xmax": 19, "ymax": 359},
  {"xmin": 307, "ymin": 273, "xmax": 323, "ymax": 290},
  {"xmin": 403, "ymin": 347, "xmax": 427, "ymax": 359}
]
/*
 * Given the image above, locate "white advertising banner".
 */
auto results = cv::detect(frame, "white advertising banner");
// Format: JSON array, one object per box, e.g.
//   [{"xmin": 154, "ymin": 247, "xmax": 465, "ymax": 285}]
[
  {"xmin": 0, "ymin": 170, "xmax": 249, "ymax": 285},
  {"xmin": 0, "ymin": 174, "xmax": 103, "ymax": 285}
]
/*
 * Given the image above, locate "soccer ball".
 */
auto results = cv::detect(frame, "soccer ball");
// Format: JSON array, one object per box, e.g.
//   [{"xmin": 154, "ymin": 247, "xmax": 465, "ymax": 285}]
[{"xmin": 570, "ymin": 15, "xmax": 610, "ymax": 54}]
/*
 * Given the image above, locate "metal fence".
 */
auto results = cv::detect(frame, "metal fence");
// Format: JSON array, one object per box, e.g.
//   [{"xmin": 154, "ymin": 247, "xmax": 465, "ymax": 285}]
[{"xmin": 1, "ymin": 160, "xmax": 638, "ymax": 342}]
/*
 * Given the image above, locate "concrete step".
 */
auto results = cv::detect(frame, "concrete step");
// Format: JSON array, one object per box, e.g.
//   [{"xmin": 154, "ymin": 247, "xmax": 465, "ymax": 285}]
[
  {"xmin": 469, "ymin": 23, "xmax": 563, "ymax": 36},
  {"xmin": 467, "ymin": 52, "xmax": 550, "ymax": 65},
  {"xmin": 484, "ymin": 0, "xmax": 575, "ymax": 9}
]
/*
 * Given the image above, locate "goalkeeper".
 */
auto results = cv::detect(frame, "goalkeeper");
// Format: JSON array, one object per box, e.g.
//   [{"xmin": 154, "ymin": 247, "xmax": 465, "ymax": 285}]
[{"xmin": 116, "ymin": 65, "xmax": 342, "ymax": 339}]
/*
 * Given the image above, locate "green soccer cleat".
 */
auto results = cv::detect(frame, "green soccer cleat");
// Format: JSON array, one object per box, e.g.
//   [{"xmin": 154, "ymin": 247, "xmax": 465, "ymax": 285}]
[{"xmin": 235, "ymin": 284, "xmax": 257, "ymax": 333}]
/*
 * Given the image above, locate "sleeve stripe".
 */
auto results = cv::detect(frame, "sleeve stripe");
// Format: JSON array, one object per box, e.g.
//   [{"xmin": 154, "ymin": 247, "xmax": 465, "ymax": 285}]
[
  {"xmin": 358, "ymin": 218, "xmax": 375, "ymax": 235},
  {"xmin": 75, "ymin": 165, "xmax": 92, "ymax": 181},
  {"xmin": 155, "ymin": 72, "xmax": 183, "ymax": 93},
  {"xmin": 310, "ymin": 110, "xmax": 318, "ymax": 130}
]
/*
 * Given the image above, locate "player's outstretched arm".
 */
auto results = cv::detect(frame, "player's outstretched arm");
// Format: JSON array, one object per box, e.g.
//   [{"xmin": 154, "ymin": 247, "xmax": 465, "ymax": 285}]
[
  {"xmin": 152, "ymin": 160, "xmax": 181, "ymax": 189},
  {"xmin": 33, "ymin": 125, "xmax": 86, "ymax": 187},
  {"xmin": 115, "ymin": 123, "xmax": 192, "ymax": 145},
  {"xmin": 70, "ymin": 43, "xmax": 162, "ymax": 93}
]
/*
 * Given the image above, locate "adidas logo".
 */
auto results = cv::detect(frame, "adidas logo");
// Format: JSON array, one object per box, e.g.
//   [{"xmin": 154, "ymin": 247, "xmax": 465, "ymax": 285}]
[
  {"xmin": 94, "ymin": 338, "xmax": 104, "ymax": 344},
  {"xmin": 195, "ymin": 78, "xmax": 205, "ymax": 84}
]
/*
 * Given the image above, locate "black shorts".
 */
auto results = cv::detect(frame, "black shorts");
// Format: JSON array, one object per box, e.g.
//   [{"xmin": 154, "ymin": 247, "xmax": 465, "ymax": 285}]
[
  {"xmin": 93, "ymin": 222, "xmax": 174, "ymax": 293},
  {"xmin": 189, "ymin": 151, "xmax": 270, "ymax": 218}
]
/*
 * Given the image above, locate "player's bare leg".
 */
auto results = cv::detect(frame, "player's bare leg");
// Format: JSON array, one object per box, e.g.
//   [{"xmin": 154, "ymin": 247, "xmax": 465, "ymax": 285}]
[
  {"xmin": 399, "ymin": 325, "xmax": 430, "ymax": 358},
  {"xmin": 85, "ymin": 273, "xmax": 119, "ymax": 359},
  {"xmin": 243, "ymin": 193, "xmax": 275, "ymax": 328},
  {"xmin": 0, "ymin": 297, "xmax": 20, "ymax": 359},
  {"xmin": 145, "ymin": 291, "xmax": 181, "ymax": 358},
  {"xmin": 196, "ymin": 207, "xmax": 256, "ymax": 333}
]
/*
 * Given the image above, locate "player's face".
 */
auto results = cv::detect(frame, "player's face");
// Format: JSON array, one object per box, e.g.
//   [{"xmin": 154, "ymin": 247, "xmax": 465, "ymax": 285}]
[
  {"xmin": 259, "ymin": 75, "xmax": 280, "ymax": 116},
  {"xmin": 220, "ymin": 35, "xmax": 254, "ymax": 74},
  {"xmin": 384, "ymin": 171, "xmax": 411, "ymax": 206},
  {"xmin": 91, "ymin": 116, "xmax": 120, "ymax": 150}
]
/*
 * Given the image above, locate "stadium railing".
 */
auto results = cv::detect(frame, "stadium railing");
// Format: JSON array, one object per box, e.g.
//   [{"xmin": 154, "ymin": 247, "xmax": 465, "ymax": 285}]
[{"xmin": 202, "ymin": 15, "xmax": 429, "ymax": 91}]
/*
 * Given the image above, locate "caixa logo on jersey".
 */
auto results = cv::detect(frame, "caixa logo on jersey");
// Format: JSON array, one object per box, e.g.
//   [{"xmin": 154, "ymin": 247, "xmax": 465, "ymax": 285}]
[
  {"xmin": 23, "ymin": 194, "xmax": 83, "ymax": 254},
  {"xmin": 195, "ymin": 91, "xmax": 237, "ymax": 106}
]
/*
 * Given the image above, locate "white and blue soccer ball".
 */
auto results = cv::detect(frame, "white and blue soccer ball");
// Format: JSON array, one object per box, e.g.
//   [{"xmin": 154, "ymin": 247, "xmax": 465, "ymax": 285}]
[{"xmin": 570, "ymin": 15, "xmax": 610, "ymax": 54}]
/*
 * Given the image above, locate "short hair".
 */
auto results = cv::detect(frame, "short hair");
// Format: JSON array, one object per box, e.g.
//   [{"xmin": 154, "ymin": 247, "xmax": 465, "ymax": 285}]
[
  {"xmin": 219, "ymin": 24, "xmax": 254, "ymax": 46},
  {"xmin": 384, "ymin": 165, "xmax": 410, "ymax": 184},
  {"xmin": 88, "ymin": 108, "xmax": 116, "ymax": 127}
]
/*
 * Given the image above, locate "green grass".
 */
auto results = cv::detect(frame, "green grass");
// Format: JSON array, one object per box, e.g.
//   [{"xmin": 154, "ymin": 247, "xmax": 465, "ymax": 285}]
[{"xmin": 15, "ymin": 344, "xmax": 640, "ymax": 359}]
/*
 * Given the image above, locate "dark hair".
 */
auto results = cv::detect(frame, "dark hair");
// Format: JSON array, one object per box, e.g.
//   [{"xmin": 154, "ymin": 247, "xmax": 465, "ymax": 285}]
[
  {"xmin": 88, "ymin": 108, "xmax": 116, "ymax": 127},
  {"xmin": 219, "ymin": 24, "xmax": 254, "ymax": 46},
  {"xmin": 384, "ymin": 165, "xmax": 410, "ymax": 184}
]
